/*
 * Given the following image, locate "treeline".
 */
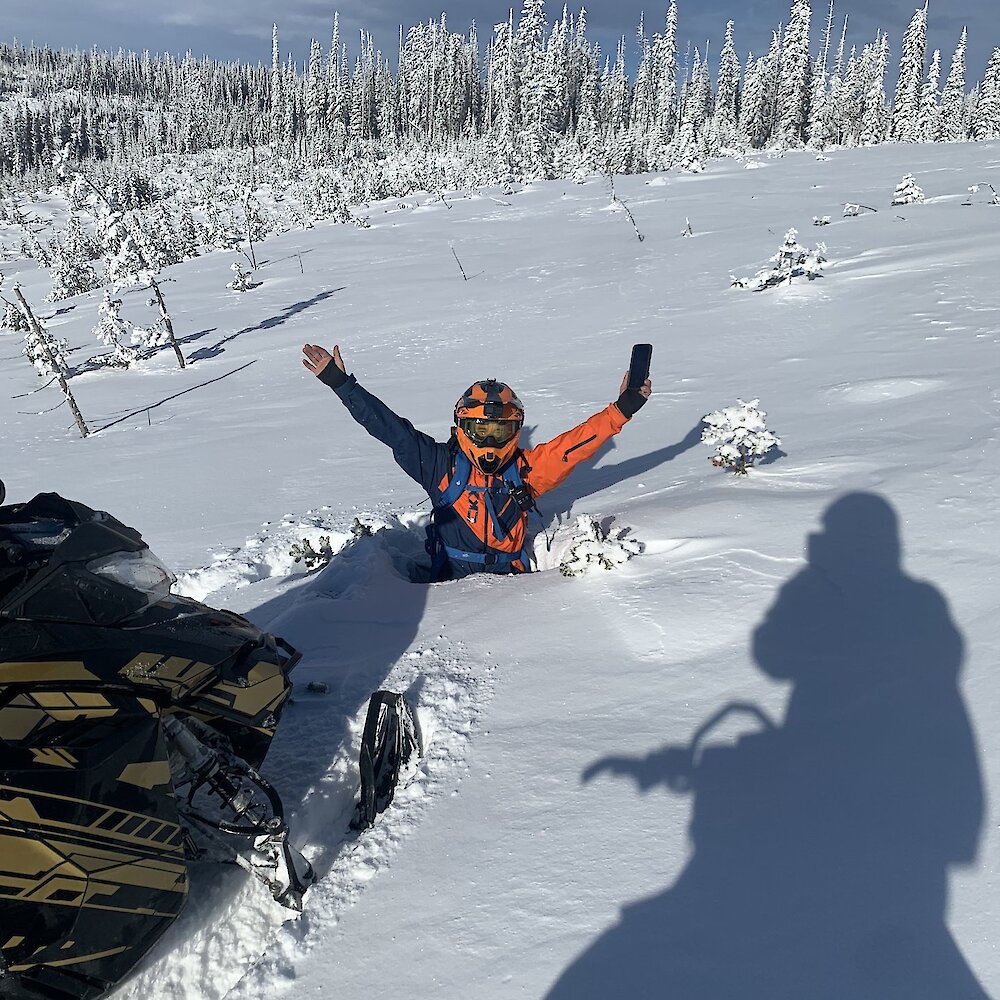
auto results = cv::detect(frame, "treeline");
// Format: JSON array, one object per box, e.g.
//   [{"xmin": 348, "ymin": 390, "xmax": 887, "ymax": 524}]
[{"xmin": 1, "ymin": 0, "xmax": 999, "ymax": 186}]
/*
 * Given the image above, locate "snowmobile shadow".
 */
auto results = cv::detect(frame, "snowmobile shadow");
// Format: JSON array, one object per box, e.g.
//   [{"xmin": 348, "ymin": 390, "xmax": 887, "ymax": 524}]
[
  {"xmin": 187, "ymin": 287, "xmax": 345, "ymax": 362},
  {"xmin": 535, "ymin": 422, "xmax": 703, "ymax": 528},
  {"xmin": 551, "ymin": 492, "xmax": 988, "ymax": 1000},
  {"xmin": 237, "ymin": 525, "xmax": 431, "ymax": 876}
]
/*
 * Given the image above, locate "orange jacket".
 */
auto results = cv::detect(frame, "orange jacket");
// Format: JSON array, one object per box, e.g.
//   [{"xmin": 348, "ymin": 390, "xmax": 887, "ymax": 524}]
[
  {"xmin": 330, "ymin": 374, "xmax": 630, "ymax": 577},
  {"xmin": 434, "ymin": 403, "xmax": 629, "ymax": 570}
]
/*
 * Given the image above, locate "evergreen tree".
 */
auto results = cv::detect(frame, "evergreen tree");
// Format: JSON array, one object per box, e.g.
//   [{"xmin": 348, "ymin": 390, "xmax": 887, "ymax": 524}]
[
  {"xmin": 971, "ymin": 47, "xmax": 1000, "ymax": 139},
  {"xmin": 710, "ymin": 21, "xmax": 741, "ymax": 152},
  {"xmin": 652, "ymin": 0, "xmax": 679, "ymax": 149},
  {"xmin": 937, "ymin": 27, "xmax": 968, "ymax": 140},
  {"xmin": 775, "ymin": 0, "xmax": 812, "ymax": 145},
  {"xmin": 857, "ymin": 34, "xmax": 890, "ymax": 145},
  {"xmin": 891, "ymin": 3, "xmax": 928, "ymax": 141},
  {"xmin": 92, "ymin": 290, "xmax": 138, "ymax": 368},
  {"xmin": 306, "ymin": 38, "xmax": 328, "ymax": 162},
  {"xmin": 919, "ymin": 48, "xmax": 941, "ymax": 138},
  {"xmin": 270, "ymin": 25, "xmax": 285, "ymax": 148}
]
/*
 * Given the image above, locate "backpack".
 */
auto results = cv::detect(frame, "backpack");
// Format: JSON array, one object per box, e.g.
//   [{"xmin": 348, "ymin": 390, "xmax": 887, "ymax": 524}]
[{"xmin": 425, "ymin": 447, "xmax": 541, "ymax": 578}]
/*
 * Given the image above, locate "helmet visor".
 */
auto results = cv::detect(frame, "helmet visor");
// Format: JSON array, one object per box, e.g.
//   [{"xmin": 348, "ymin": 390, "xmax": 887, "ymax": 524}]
[{"xmin": 459, "ymin": 417, "xmax": 521, "ymax": 447}]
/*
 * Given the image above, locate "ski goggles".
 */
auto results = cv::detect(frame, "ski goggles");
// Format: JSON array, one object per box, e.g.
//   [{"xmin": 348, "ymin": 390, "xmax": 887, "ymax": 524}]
[{"xmin": 458, "ymin": 417, "xmax": 521, "ymax": 447}]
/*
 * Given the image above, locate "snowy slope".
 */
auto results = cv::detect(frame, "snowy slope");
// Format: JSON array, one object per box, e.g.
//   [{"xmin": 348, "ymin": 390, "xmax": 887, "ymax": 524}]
[{"xmin": 1, "ymin": 140, "xmax": 999, "ymax": 998}]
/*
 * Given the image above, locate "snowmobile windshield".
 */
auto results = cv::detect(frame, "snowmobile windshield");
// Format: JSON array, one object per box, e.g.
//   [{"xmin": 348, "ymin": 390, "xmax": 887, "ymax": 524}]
[
  {"xmin": 87, "ymin": 549, "xmax": 175, "ymax": 606},
  {"xmin": 2, "ymin": 518, "xmax": 73, "ymax": 552},
  {"xmin": 458, "ymin": 417, "xmax": 521, "ymax": 447}
]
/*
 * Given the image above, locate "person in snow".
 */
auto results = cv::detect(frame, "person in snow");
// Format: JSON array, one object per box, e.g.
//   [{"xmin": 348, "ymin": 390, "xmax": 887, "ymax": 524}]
[{"xmin": 302, "ymin": 343, "xmax": 651, "ymax": 581}]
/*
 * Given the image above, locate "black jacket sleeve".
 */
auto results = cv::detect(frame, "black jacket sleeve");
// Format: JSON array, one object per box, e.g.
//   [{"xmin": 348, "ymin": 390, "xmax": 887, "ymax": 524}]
[{"xmin": 326, "ymin": 374, "xmax": 447, "ymax": 493}]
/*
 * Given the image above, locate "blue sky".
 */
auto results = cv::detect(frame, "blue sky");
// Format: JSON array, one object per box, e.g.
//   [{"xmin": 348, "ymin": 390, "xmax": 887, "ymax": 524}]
[{"xmin": 2, "ymin": 1, "xmax": 996, "ymax": 81}]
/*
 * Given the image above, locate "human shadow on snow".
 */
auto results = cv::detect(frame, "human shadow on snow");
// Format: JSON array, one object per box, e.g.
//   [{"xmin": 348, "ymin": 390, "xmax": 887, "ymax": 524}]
[{"xmin": 548, "ymin": 492, "xmax": 988, "ymax": 1000}]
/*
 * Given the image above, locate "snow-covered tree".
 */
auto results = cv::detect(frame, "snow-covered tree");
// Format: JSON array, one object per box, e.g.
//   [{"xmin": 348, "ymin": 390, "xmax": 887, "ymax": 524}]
[
  {"xmin": 4, "ymin": 278, "xmax": 90, "ymax": 437},
  {"xmin": 47, "ymin": 214, "xmax": 99, "ymax": 301},
  {"xmin": 738, "ymin": 39, "xmax": 780, "ymax": 149},
  {"xmin": 891, "ymin": 172, "xmax": 926, "ymax": 205},
  {"xmin": 709, "ymin": 21, "xmax": 741, "ymax": 152},
  {"xmin": 891, "ymin": 3, "xmax": 928, "ymax": 141},
  {"xmin": 1, "ymin": 299, "xmax": 29, "ymax": 333},
  {"xmin": 971, "ymin": 48, "xmax": 1000, "ymax": 139},
  {"xmin": 651, "ymin": 0, "xmax": 680, "ymax": 150},
  {"xmin": 228, "ymin": 260, "xmax": 256, "ymax": 291},
  {"xmin": 557, "ymin": 515, "xmax": 643, "ymax": 576},
  {"xmin": 937, "ymin": 28, "xmax": 968, "ymax": 140},
  {"xmin": 919, "ymin": 48, "xmax": 942, "ymax": 139},
  {"xmin": 857, "ymin": 33, "xmax": 890, "ymax": 145},
  {"xmin": 732, "ymin": 229, "xmax": 827, "ymax": 290},
  {"xmin": 775, "ymin": 0, "xmax": 813, "ymax": 146},
  {"xmin": 92, "ymin": 290, "xmax": 139, "ymax": 368},
  {"xmin": 702, "ymin": 399, "xmax": 781, "ymax": 474},
  {"xmin": 806, "ymin": 2, "xmax": 837, "ymax": 149}
]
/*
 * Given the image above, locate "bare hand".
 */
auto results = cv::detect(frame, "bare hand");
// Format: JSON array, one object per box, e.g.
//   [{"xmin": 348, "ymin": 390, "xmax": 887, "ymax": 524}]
[
  {"xmin": 302, "ymin": 343, "xmax": 345, "ymax": 377},
  {"xmin": 620, "ymin": 372, "xmax": 652, "ymax": 397}
]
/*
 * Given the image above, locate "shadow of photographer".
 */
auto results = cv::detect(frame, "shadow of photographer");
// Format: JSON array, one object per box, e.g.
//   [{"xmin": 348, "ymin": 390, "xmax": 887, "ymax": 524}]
[{"xmin": 549, "ymin": 492, "xmax": 988, "ymax": 999}]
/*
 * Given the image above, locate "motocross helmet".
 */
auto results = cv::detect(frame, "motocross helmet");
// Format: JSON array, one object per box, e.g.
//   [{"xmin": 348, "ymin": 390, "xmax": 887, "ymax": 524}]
[{"xmin": 454, "ymin": 380, "xmax": 524, "ymax": 474}]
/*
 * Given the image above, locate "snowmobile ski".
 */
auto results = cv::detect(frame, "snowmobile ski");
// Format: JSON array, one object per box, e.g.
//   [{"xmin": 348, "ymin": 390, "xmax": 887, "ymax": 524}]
[{"xmin": 350, "ymin": 690, "xmax": 421, "ymax": 832}]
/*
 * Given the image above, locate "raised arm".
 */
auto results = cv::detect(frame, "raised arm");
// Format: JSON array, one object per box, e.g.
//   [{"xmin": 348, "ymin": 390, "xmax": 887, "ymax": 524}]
[
  {"xmin": 302, "ymin": 344, "xmax": 445, "ymax": 491},
  {"xmin": 523, "ymin": 372, "xmax": 651, "ymax": 497}
]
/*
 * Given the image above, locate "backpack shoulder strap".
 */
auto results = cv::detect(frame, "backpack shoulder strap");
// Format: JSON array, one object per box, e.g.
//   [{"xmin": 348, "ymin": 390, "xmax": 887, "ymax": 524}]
[{"xmin": 435, "ymin": 448, "xmax": 472, "ymax": 510}]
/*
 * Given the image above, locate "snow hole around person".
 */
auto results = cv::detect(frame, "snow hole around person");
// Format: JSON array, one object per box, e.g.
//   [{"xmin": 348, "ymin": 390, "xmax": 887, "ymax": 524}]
[{"xmin": 174, "ymin": 506, "xmax": 645, "ymax": 600}]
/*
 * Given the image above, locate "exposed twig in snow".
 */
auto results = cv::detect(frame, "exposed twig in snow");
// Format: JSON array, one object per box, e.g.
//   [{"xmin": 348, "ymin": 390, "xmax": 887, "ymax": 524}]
[
  {"xmin": 450, "ymin": 245, "xmax": 470, "ymax": 281},
  {"xmin": 614, "ymin": 197, "xmax": 645, "ymax": 242},
  {"xmin": 90, "ymin": 360, "xmax": 257, "ymax": 435}
]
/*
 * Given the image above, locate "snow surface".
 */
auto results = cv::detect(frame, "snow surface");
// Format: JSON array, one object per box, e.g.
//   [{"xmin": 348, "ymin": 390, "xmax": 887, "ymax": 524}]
[{"xmin": 2, "ymin": 141, "xmax": 999, "ymax": 998}]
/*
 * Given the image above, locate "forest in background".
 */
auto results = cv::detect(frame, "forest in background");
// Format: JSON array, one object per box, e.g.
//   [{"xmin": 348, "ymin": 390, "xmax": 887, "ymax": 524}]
[{"xmin": 1, "ymin": 0, "xmax": 998, "ymax": 194}]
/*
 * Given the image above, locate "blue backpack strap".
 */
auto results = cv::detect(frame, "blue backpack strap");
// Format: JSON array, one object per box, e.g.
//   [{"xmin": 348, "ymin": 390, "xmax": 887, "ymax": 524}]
[
  {"xmin": 428, "ymin": 449, "xmax": 536, "ymax": 574},
  {"xmin": 435, "ymin": 448, "xmax": 472, "ymax": 509}
]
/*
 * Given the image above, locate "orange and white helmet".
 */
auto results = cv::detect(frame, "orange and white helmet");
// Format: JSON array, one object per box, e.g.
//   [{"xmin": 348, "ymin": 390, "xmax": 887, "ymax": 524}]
[{"xmin": 454, "ymin": 380, "xmax": 524, "ymax": 474}]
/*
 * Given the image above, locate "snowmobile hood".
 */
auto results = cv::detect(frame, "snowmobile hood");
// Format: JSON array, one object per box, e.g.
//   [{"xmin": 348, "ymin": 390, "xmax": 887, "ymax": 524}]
[{"xmin": 0, "ymin": 493, "xmax": 172, "ymax": 626}]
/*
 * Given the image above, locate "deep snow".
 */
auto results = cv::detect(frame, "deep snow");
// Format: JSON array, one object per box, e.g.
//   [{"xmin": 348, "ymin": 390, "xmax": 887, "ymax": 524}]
[{"xmin": 1, "ymin": 140, "xmax": 999, "ymax": 998}]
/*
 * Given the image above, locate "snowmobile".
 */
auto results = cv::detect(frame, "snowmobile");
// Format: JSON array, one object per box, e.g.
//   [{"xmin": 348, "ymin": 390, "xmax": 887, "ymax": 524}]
[{"xmin": 0, "ymin": 483, "xmax": 418, "ymax": 1000}]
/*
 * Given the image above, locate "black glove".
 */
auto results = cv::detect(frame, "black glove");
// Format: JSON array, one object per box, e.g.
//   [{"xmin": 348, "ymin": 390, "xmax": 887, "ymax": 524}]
[
  {"xmin": 318, "ymin": 362, "xmax": 349, "ymax": 389},
  {"xmin": 615, "ymin": 388, "xmax": 647, "ymax": 419}
]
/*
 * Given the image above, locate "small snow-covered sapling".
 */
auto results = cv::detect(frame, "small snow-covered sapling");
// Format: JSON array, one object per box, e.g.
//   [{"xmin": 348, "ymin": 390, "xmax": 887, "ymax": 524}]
[
  {"xmin": 702, "ymin": 398, "xmax": 780, "ymax": 475},
  {"xmin": 731, "ymin": 229, "xmax": 826, "ymax": 290},
  {"xmin": 891, "ymin": 173, "xmax": 926, "ymax": 206}
]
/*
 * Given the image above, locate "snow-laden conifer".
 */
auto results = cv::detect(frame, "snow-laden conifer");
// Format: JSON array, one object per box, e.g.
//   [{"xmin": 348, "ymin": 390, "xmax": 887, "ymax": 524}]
[
  {"xmin": 557, "ymin": 516, "xmax": 643, "ymax": 576},
  {"xmin": 891, "ymin": 173, "xmax": 926, "ymax": 205},
  {"xmin": 920, "ymin": 48, "xmax": 942, "ymax": 139},
  {"xmin": 228, "ymin": 260, "xmax": 256, "ymax": 291},
  {"xmin": 1, "ymin": 299, "xmax": 29, "ymax": 333},
  {"xmin": 857, "ymin": 33, "xmax": 890, "ymax": 145},
  {"xmin": 971, "ymin": 48, "xmax": 1000, "ymax": 139},
  {"xmin": 709, "ymin": 21, "xmax": 741, "ymax": 152},
  {"xmin": 731, "ymin": 229, "xmax": 827, "ymax": 290},
  {"xmin": 702, "ymin": 399, "xmax": 781, "ymax": 474},
  {"xmin": 937, "ymin": 28, "xmax": 968, "ymax": 140},
  {"xmin": 775, "ymin": 0, "xmax": 812, "ymax": 146},
  {"xmin": 892, "ymin": 4, "xmax": 928, "ymax": 141},
  {"xmin": 92, "ymin": 290, "xmax": 139, "ymax": 368},
  {"xmin": 46, "ymin": 214, "xmax": 100, "ymax": 302}
]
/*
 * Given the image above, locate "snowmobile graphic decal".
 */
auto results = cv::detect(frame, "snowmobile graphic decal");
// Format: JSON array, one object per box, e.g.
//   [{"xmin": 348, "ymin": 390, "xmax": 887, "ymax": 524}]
[{"xmin": 0, "ymin": 492, "xmax": 308, "ymax": 1000}]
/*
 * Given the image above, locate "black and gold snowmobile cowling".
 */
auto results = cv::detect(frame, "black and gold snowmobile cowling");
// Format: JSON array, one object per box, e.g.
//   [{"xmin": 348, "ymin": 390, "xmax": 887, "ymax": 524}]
[{"xmin": 0, "ymin": 492, "xmax": 309, "ymax": 1000}]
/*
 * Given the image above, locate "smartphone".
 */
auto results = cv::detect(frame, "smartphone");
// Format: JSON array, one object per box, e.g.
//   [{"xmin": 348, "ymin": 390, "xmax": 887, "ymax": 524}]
[{"xmin": 627, "ymin": 343, "xmax": 653, "ymax": 389}]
